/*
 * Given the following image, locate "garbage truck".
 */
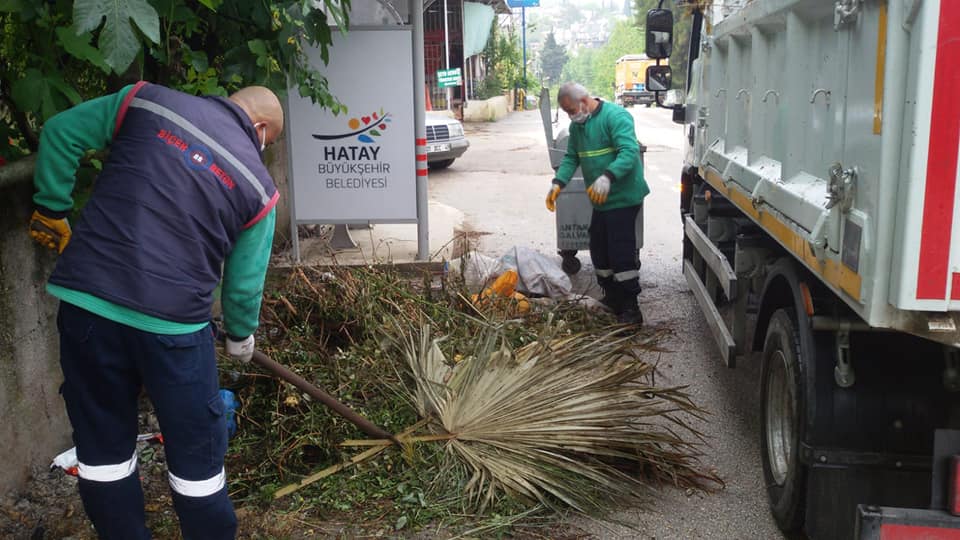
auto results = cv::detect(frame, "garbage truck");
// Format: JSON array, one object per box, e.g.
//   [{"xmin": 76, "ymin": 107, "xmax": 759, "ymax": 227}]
[
  {"xmin": 644, "ymin": 2, "xmax": 960, "ymax": 538},
  {"xmin": 614, "ymin": 54, "xmax": 657, "ymax": 107}
]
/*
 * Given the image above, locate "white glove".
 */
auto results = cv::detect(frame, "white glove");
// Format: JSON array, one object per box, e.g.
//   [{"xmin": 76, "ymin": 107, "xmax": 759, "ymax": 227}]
[
  {"xmin": 587, "ymin": 174, "xmax": 611, "ymax": 205},
  {"xmin": 226, "ymin": 335, "xmax": 255, "ymax": 363}
]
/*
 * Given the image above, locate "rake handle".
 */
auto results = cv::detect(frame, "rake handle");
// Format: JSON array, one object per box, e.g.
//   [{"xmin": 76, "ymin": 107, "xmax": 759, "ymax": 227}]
[{"xmin": 247, "ymin": 349, "xmax": 402, "ymax": 446}]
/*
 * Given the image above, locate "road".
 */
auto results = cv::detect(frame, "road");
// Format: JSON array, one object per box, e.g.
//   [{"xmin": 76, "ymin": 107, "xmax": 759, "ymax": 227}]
[{"xmin": 428, "ymin": 105, "xmax": 785, "ymax": 539}]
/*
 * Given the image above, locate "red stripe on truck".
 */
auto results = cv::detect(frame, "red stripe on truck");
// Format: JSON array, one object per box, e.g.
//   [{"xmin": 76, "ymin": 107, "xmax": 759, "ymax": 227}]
[
  {"xmin": 917, "ymin": 1, "xmax": 960, "ymax": 300},
  {"xmin": 880, "ymin": 523, "xmax": 960, "ymax": 540}
]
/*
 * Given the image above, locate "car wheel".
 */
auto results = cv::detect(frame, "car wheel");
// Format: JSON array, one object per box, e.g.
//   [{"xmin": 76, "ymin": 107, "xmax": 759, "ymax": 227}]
[
  {"xmin": 760, "ymin": 308, "xmax": 807, "ymax": 536},
  {"xmin": 428, "ymin": 159, "xmax": 454, "ymax": 170}
]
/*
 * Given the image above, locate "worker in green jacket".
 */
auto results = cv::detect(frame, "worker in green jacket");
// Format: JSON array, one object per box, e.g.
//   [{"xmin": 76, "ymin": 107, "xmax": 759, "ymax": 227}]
[{"xmin": 545, "ymin": 82, "xmax": 650, "ymax": 324}]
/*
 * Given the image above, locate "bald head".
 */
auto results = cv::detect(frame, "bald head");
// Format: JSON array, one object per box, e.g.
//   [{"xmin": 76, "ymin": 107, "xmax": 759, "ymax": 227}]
[{"xmin": 229, "ymin": 86, "xmax": 284, "ymax": 148}]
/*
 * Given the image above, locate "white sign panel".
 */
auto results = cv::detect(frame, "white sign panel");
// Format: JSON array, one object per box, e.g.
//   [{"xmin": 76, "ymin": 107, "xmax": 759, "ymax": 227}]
[{"xmin": 287, "ymin": 29, "xmax": 416, "ymax": 223}]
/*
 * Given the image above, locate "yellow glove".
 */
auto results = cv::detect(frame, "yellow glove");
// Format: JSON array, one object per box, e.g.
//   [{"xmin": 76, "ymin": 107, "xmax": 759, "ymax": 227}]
[
  {"xmin": 29, "ymin": 210, "xmax": 72, "ymax": 253},
  {"xmin": 545, "ymin": 184, "xmax": 561, "ymax": 212}
]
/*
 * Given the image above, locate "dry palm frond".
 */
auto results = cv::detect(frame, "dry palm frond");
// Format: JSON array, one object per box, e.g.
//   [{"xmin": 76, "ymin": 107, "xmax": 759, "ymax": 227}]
[{"xmin": 397, "ymin": 317, "xmax": 723, "ymax": 516}]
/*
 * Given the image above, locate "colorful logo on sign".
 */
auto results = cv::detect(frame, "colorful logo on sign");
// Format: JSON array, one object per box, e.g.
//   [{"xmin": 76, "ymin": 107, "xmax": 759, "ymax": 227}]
[{"xmin": 312, "ymin": 108, "xmax": 392, "ymax": 144}]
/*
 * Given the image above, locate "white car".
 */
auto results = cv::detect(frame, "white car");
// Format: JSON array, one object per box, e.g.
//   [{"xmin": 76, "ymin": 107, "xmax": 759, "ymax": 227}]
[{"xmin": 425, "ymin": 112, "xmax": 469, "ymax": 170}]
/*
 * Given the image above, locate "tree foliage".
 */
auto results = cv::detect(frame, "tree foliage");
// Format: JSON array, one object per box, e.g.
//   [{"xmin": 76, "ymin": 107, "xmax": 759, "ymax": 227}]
[
  {"xmin": 476, "ymin": 20, "xmax": 525, "ymax": 99},
  {"xmin": 560, "ymin": 20, "xmax": 644, "ymax": 100},
  {"xmin": 0, "ymin": 0, "xmax": 351, "ymax": 162},
  {"xmin": 539, "ymin": 31, "xmax": 567, "ymax": 87},
  {"xmin": 634, "ymin": 0, "xmax": 694, "ymax": 90}
]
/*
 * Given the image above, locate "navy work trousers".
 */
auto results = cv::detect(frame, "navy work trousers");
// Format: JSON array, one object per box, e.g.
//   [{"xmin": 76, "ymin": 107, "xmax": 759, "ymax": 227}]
[
  {"xmin": 589, "ymin": 205, "xmax": 642, "ymax": 312},
  {"xmin": 57, "ymin": 301, "xmax": 236, "ymax": 539}
]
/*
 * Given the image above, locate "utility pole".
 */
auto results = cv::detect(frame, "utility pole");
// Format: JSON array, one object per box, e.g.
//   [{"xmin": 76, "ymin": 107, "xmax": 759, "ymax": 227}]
[{"xmin": 443, "ymin": 0, "xmax": 451, "ymax": 110}]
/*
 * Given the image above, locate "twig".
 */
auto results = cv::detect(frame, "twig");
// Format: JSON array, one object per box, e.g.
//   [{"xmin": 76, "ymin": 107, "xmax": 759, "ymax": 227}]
[
  {"xmin": 339, "ymin": 433, "xmax": 456, "ymax": 447},
  {"xmin": 273, "ymin": 419, "xmax": 428, "ymax": 499}
]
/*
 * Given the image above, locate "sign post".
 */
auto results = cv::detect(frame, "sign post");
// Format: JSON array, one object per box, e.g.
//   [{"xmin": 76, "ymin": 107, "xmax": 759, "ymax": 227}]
[
  {"xmin": 286, "ymin": 29, "xmax": 417, "ymax": 261},
  {"xmin": 506, "ymin": 0, "xmax": 540, "ymax": 92}
]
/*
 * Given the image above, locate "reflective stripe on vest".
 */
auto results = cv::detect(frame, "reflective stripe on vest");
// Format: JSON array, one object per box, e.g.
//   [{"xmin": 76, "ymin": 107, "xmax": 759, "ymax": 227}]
[
  {"xmin": 78, "ymin": 451, "xmax": 138, "ymax": 482},
  {"xmin": 168, "ymin": 467, "xmax": 226, "ymax": 497},
  {"xmin": 578, "ymin": 147, "xmax": 615, "ymax": 158},
  {"xmin": 129, "ymin": 98, "xmax": 270, "ymax": 206}
]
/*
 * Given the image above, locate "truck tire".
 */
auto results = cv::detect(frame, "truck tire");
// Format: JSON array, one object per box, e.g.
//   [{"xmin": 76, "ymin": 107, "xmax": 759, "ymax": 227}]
[{"xmin": 760, "ymin": 308, "xmax": 807, "ymax": 536}]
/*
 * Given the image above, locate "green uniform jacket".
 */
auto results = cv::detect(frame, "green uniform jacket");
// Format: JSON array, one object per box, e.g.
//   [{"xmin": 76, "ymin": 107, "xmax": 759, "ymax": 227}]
[{"xmin": 554, "ymin": 100, "xmax": 650, "ymax": 211}]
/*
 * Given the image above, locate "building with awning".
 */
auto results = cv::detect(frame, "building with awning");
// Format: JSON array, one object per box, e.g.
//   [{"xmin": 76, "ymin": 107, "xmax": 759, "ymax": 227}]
[{"xmin": 423, "ymin": 0, "xmax": 509, "ymax": 114}]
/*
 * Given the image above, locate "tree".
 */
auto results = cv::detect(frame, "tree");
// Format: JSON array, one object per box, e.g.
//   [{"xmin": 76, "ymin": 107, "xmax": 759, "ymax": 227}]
[
  {"xmin": 477, "ymin": 20, "xmax": 524, "ymax": 99},
  {"xmin": 634, "ymin": 0, "xmax": 695, "ymax": 90},
  {"xmin": 0, "ymin": 0, "xmax": 351, "ymax": 164},
  {"xmin": 539, "ymin": 32, "xmax": 568, "ymax": 87}
]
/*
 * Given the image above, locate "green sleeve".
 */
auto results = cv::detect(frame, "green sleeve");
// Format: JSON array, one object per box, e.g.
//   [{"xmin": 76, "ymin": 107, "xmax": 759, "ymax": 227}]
[
  {"xmin": 222, "ymin": 208, "xmax": 276, "ymax": 338},
  {"xmin": 603, "ymin": 108, "xmax": 641, "ymax": 182},
  {"xmin": 33, "ymin": 84, "xmax": 136, "ymax": 213},
  {"xmin": 554, "ymin": 128, "xmax": 580, "ymax": 185}
]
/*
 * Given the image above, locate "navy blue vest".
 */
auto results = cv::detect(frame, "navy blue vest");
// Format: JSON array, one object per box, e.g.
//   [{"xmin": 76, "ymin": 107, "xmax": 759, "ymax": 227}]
[{"xmin": 49, "ymin": 82, "xmax": 279, "ymax": 323}]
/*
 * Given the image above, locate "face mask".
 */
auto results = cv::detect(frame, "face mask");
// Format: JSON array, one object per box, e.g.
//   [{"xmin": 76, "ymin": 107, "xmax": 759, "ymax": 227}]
[{"xmin": 570, "ymin": 104, "xmax": 589, "ymax": 124}]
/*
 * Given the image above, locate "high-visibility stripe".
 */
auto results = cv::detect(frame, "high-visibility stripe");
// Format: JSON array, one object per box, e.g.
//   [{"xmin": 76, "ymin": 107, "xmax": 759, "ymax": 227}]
[
  {"xmin": 168, "ymin": 468, "xmax": 226, "ymax": 498},
  {"xmin": 129, "ymin": 98, "xmax": 271, "ymax": 206},
  {"xmin": 416, "ymin": 154, "xmax": 428, "ymax": 162},
  {"xmin": 78, "ymin": 451, "xmax": 138, "ymax": 482},
  {"xmin": 614, "ymin": 269, "xmax": 640, "ymax": 282},
  {"xmin": 595, "ymin": 269, "xmax": 614, "ymax": 277},
  {"xmin": 916, "ymin": 0, "xmax": 960, "ymax": 300},
  {"xmin": 578, "ymin": 147, "xmax": 615, "ymax": 158},
  {"xmin": 417, "ymin": 169, "xmax": 429, "ymax": 177},
  {"xmin": 416, "ymin": 138, "xmax": 427, "ymax": 145}
]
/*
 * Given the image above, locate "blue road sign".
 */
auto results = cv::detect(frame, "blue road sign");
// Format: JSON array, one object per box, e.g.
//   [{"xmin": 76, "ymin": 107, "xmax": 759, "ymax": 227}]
[{"xmin": 506, "ymin": 0, "xmax": 539, "ymax": 7}]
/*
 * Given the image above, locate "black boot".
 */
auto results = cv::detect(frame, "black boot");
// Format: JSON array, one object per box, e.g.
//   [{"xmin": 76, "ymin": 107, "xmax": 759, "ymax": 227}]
[
  {"xmin": 600, "ymin": 285, "xmax": 620, "ymax": 313},
  {"xmin": 616, "ymin": 291, "xmax": 643, "ymax": 326}
]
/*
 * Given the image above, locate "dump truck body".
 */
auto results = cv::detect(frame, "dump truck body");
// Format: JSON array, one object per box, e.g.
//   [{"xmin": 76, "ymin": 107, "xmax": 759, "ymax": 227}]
[{"xmin": 668, "ymin": 1, "xmax": 960, "ymax": 537}]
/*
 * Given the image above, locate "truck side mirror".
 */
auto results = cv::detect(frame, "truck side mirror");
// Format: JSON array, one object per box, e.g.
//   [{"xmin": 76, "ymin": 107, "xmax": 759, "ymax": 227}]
[
  {"xmin": 646, "ymin": 9, "xmax": 673, "ymax": 59},
  {"xmin": 645, "ymin": 65, "xmax": 672, "ymax": 92}
]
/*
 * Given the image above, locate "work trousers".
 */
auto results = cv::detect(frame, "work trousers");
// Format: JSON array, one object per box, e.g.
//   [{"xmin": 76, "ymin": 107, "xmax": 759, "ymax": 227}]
[
  {"xmin": 589, "ymin": 205, "xmax": 642, "ymax": 313},
  {"xmin": 57, "ymin": 301, "xmax": 236, "ymax": 540}
]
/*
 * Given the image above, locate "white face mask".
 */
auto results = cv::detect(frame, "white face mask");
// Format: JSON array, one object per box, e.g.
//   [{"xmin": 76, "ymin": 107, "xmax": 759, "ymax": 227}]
[{"xmin": 569, "ymin": 103, "xmax": 589, "ymax": 124}]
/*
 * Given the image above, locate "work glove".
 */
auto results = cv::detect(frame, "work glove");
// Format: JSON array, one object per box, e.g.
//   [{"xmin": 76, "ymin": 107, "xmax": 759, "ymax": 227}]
[
  {"xmin": 587, "ymin": 174, "xmax": 611, "ymax": 205},
  {"xmin": 29, "ymin": 209, "xmax": 72, "ymax": 253},
  {"xmin": 226, "ymin": 335, "xmax": 255, "ymax": 363},
  {"xmin": 545, "ymin": 183, "xmax": 562, "ymax": 212}
]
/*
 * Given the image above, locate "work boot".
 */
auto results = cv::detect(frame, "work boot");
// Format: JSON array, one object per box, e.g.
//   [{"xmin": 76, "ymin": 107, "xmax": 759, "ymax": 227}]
[
  {"xmin": 616, "ymin": 307, "xmax": 644, "ymax": 326},
  {"xmin": 600, "ymin": 285, "xmax": 620, "ymax": 313},
  {"xmin": 616, "ymin": 292, "xmax": 643, "ymax": 326}
]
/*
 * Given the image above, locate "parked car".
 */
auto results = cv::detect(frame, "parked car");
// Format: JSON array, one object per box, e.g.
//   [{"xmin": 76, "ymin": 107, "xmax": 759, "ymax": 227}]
[{"xmin": 425, "ymin": 112, "xmax": 469, "ymax": 169}]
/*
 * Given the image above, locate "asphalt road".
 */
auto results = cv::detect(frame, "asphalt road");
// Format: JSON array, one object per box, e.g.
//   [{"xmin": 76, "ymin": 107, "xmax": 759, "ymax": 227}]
[{"xmin": 427, "ymin": 105, "xmax": 785, "ymax": 539}]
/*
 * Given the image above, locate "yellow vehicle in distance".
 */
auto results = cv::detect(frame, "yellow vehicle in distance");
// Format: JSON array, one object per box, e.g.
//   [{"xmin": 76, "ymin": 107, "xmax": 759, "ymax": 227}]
[{"xmin": 614, "ymin": 54, "xmax": 659, "ymax": 107}]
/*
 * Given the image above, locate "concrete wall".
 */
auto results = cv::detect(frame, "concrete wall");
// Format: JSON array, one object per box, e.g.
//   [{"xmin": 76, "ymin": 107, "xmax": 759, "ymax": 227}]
[
  {"xmin": 463, "ymin": 95, "xmax": 511, "ymax": 123},
  {"xmin": 0, "ymin": 176, "xmax": 71, "ymax": 494}
]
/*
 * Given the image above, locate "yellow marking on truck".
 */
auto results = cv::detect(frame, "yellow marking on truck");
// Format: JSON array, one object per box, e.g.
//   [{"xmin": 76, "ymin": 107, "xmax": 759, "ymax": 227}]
[
  {"xmin": 701, "ymin": 167, "xmax": 863, "ymax": 301},
  {"xmin": 874, "ymin": 2, "xmax": 888, "ymax": 135}
]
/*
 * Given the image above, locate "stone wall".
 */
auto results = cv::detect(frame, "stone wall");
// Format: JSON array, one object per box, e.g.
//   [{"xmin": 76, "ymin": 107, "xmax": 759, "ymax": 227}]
[{"xmin": 0, "ymin": 175, "xmax": 71, "ymax": 494}]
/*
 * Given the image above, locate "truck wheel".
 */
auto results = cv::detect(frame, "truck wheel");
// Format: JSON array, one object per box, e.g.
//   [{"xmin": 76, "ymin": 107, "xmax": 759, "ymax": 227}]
[{"xmin": 761, "ymin": 308, "xmax": 807, "ymax": 535}]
